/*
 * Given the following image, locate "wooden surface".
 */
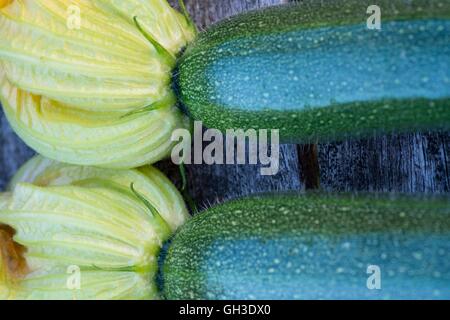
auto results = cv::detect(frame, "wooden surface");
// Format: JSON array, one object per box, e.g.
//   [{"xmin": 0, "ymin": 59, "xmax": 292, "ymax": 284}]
[
  {"xmin": 1, "ymin": 0, "xmax": 449, "ymax": 207},
  {"xmin": 319, "ymin": 132, "xmax": 450, "ymax": 193},
  {"xmin": 0, "ymin": 114, "xmax": 35, "ymax": 190}
]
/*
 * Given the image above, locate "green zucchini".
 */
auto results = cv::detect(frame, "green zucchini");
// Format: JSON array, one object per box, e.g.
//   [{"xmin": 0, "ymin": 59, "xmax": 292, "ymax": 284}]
[
  {"xmin": 175, "ymin": 0, "xmax": 450, "ymax": 142},
  {"xmin": 161, "ymin": 193, "xmax": 450, "ymax": 300}
]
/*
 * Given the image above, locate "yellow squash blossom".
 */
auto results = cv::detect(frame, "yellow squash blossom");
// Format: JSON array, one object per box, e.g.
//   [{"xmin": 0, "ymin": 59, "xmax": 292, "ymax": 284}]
[
  {"xmin": 0, "ymin": 0, "xmax": 196, "ymax": 168},
  {"xmin": 0, "ymin": 156, "xmax": 189, "ymax": 299}
]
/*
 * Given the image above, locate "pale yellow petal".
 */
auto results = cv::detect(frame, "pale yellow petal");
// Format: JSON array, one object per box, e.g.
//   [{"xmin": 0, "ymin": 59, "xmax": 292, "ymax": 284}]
[
  {"xmin": 0, "ymin": 68, "xmax": 191, "ymax": 169},
  {"xmin": 8, "ymin": 155, "xmax": 189, "ymax": 231},
  {"xmin": 0, "ymin": 182, "xmax": 177, "ymax": 299},
  {"xmin": 0, "ymin": 0, "xmax": 191, "ymax": 110},
  {"xmin": 94, "ymin": 0, "xmax": 195, "ymax": 54}
]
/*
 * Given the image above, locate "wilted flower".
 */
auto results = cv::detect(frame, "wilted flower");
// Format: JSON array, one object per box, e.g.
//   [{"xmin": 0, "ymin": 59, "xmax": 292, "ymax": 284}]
[
  {"xmin": 0, "ymin": 0, "xmax": 196, "ymax": 168},
  {"xmin": 0, "ymin": 156, "xmax": 189, "ymax": 299}
]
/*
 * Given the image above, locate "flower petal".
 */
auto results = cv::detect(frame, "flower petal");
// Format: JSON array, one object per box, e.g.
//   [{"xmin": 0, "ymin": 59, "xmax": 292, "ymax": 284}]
[
  {"xmin": 1, "ymin": 157, "xmax": 189, "ymax": 299},
  {"xmin": 0, "ymin": 68, "xmax": 191, "ymax": 169},
  {"xmin": 0, "ymin": 0, "xmax": 192, "ymax": 110},
  {"xmin": 8, "ymin": 155, "xmax": 189, "ymax": 231},
  {"xmin": 93, "ymin": 0, "xmax": 195, "ymax": 55}
]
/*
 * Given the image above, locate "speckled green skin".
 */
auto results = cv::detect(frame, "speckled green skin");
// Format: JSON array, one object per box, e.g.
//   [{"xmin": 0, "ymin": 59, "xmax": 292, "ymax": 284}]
[
  {"xmin": 162, "ymin": 193, "xmax": 450, "ymax": 300},
  {"xmin": 175, "ymin": 1, "xmax": 450, "ymax": 143}
]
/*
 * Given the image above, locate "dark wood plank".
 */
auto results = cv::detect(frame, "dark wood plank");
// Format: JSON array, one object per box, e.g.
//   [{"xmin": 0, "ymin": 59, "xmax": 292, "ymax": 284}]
[
  {"xmin": 0, "ymin": 111, "xmax": 35, "ymax": 190},
  {"xmin": 319, "ymin": 132, "xmax": 450, "ymax": 193},
  {"xmin": 298, "ymin": 144, "xmax": 320, "ymax": 190},
  {"xmin": 177, "ymin": 0, "xmax": 284, "ymax": 30}
]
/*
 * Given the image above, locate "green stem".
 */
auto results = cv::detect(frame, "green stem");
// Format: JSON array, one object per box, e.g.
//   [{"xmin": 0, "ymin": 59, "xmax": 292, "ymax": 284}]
[
  {"xmin": 178, "ymin": 0, "xmax": 198, "ymax": 35},
  {"xmin": 133, "ymin": 16, "xmax": 176, "ymax": 67},
  {"xmin": 120, "ymin": 92, "xmax": 176, "ymax": 119}
]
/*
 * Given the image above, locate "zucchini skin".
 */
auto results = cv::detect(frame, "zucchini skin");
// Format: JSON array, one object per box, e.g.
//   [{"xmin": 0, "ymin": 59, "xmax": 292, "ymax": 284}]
[
  {"xmin": 175, "ymin": 1, "xmax": 450, "ymax": 142},
  {"xmin": 162, "ymin": 194, "xmax": 450, "ymax": 300}
]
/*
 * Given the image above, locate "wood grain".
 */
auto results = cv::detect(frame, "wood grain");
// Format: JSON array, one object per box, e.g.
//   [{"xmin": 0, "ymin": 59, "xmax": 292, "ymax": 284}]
[
  {"xmin": 319, "ymin": 132, "xmax": 450, "ymax": 193},
  {"xmin": 175, "ymin": 0, "xmax": 283, "ymax": 30},
  {"xmin": 0, "ymin": 115, "xmax": 34, "ymax": 190}
]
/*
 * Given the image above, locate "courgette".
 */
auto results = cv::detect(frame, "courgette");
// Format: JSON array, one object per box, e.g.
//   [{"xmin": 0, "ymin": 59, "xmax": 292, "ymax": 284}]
[
  {"xmin": 162, "ymin": 193, "xmax": 450, "ymax": 300},
  {"xmin": 175, "ymin": 0, "xmax": 450, "ymax": 142}
]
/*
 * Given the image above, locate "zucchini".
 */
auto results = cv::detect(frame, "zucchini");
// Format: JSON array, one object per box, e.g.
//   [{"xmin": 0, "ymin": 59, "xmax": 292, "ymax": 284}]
[
  {"xmin": 175, "ymin": 1, "xmax": 450, "ymax": 142},
  {"xmin": 162, "ymin": 193, "xmax": 450, "ymax": 300}
]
